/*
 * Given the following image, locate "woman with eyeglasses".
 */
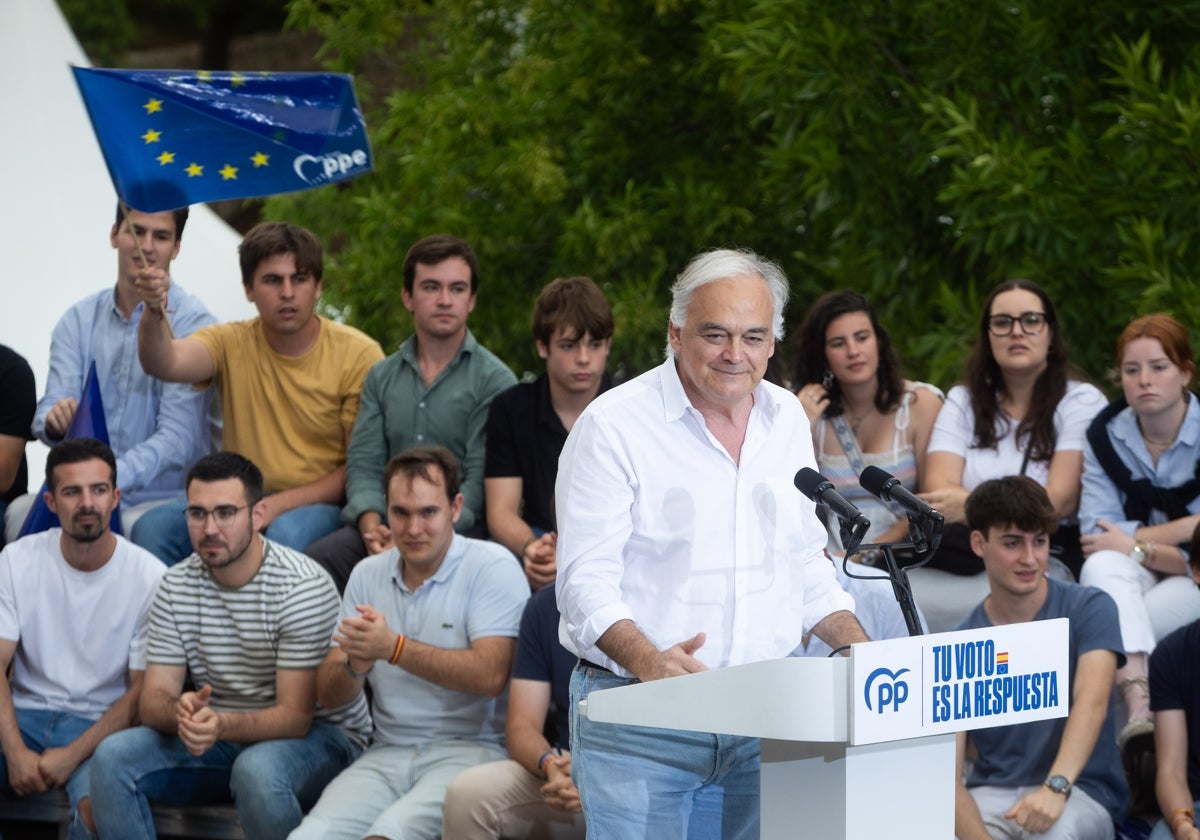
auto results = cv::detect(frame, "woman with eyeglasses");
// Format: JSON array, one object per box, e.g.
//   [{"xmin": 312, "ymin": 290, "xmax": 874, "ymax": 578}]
[
  {"xmin": 1078, "ymin": 314, "xmax": 1200, "ymax": 755},
  {"xmin": 913, "ymin": 279, "xmax": 1105, "ymax": 630},
  {"xmin": 794, "ymin": 291, "xmax": 942, "ymax": 556}
]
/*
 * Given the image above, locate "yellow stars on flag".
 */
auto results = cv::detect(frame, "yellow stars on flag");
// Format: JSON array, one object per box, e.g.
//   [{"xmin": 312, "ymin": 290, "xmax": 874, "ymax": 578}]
[
  {"xmin": 143, "ymin": 98, "xmax": 163, "ymax": 115},
  {"xmin": 219, "ymin": 164, "xmax": 239, "ymax": 181},
  {"xmin": 156, "ymin": 151, "xmax": 175, "ymax": 166},
  {"xmin": 251, "ymin": 152, "xmax": 269, "ymax": 168},
  {"xmin": 185, "ymin": 163, "xmax": 204, "ymax": 178},
  {"xmin": 231, "ymin": 73, "xmax": 246, "ymax": 88},
  {"xmin": 197, "ymin": 70, "xmax": 213, "ymax": 83},
  {"xmin": 141, "ymin": 129, "xmax": 161, "ymax": 144}
]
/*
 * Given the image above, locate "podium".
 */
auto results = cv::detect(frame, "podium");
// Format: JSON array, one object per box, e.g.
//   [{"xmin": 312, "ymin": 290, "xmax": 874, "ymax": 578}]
[
  {"xmin": 580, "ymin": 620, "xmax": 1070, "ymax": 839},
  {"xmin": 581, "ymin": 656, "xmax": 953, "ymax": 838}
]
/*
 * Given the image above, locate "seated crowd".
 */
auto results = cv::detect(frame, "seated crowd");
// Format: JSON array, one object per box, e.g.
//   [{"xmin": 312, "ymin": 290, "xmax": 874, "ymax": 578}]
[{"xmin": 3, "ymin": 206, "xmax": 1200, "ymax": 839}]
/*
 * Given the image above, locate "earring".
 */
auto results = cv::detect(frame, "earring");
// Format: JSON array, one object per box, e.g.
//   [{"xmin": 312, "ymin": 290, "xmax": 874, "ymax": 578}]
[{"xmin": 821, "ymin": 369, "xmax": 835, "ymax": 389}]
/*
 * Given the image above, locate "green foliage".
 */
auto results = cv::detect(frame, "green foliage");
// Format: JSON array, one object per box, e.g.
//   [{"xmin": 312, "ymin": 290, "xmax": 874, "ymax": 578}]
[
  {"xmin": 273, "ymin": 0, "xmax": 1200, "ymax": 390},
  {"xmin": 60, "ymin": 0, "xmax": 137, "ymax": 65}
]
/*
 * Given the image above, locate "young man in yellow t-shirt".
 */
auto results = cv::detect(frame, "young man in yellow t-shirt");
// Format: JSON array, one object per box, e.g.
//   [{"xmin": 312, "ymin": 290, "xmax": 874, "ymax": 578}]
[{"xmin": 129, "ymin": 221, "xmax": 384, "ymax": 564}]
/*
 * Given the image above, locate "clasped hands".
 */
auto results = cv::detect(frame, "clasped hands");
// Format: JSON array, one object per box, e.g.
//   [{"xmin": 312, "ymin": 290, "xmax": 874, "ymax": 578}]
[
  {"xmin": 7, "ymin": 743, "xmax": 81, "ymax": 794},
  {"xmin": 541, "ymin": 753, "xmax": 581, "ymax": 813},
  {"xmin": 334, "ymin": 604, "xmax": 395, "ymax": 673}
]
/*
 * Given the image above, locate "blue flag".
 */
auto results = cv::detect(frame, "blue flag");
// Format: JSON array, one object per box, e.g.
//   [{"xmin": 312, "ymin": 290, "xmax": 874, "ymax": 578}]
[
  {"xmin": 19, "ymin": 362, "xmax": 122, "ymax": 538},
  {"xmin": 71, "ymin": 67, "xmax": 372, "ymax": 212}
]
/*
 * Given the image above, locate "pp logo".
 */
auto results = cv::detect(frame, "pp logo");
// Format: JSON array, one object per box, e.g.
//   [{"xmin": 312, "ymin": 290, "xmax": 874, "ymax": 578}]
[
  {"xmin": 864, "ymin": 667, "xmax": 910, "ymax": 713},
  {"xmin": 293, "ymin": 149, "xmax": 369, "ymax": 184}
]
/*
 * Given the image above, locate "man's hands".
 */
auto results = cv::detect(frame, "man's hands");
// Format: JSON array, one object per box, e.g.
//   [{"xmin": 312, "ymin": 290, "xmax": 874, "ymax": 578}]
[
  {"xmin": 357, "ymin": 512, "xmax": 394, "ymax": 556},
  {"xmin": 44, "ymin": 398, "xmax": 79, "ymax": 440},
  {"xmin": 8, "ymin": 742, "xmax": 85, "ymax": 794},
  {"xmin": 1004, "ymin": 786, "xmax": 1066, "ymax": 835},
  {"xmin": 637, "ymin": 632, "xmax": 708, "ymax": 682},
  {"xmin": 37, "ymin": 747, "xmax": 82, "ymax": 789},
  {"xmin": 133, "ymin": 267, "xmax": 171, "ymax": 313},
  {"xmin": 521, "ymin": 533, "xmax": 557, "ymax": 590},
  {"xmin": 7, "ymin": 744, "xmax": 48, "ymax": 795},
  {"xmin": 541, "ymin": 754, "xmax": 582, "ymax": 813},
  {"xmin": 334, "ymin": 605, "xmax": 395, "ymax": 673},
  {"xmin": 176, "ymin": 684, "xmax": 219, "ymax": 756}
]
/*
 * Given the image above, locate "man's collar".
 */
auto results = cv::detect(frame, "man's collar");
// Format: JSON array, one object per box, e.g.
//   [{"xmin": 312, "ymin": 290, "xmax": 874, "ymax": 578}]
[
  {"xmin": 658, "ymin": 358, "xmax": 783, "ymax": 423},
  {"xmin": 398, "ymin": 328, "xmax": 477, "ymax": 365},
  {"xmin": 391, "ymin": 533, "xmax": 465, "ymax": 591}
]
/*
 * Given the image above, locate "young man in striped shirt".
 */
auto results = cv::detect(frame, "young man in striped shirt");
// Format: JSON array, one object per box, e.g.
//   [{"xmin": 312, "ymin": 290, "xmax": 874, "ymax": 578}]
[{"xmin": 88, "ymin": 452, "xmax": 370, "ymax": 839}]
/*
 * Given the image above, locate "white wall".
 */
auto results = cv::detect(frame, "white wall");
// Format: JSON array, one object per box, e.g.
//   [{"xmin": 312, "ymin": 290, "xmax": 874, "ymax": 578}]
[{"xmin": 2, "ymin": 0, "xmax": 255, "ymax": 485}]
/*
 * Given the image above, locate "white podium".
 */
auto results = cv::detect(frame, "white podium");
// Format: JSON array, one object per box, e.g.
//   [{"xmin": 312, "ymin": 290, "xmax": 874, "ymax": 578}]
[
  {"xmin": 581, "ymin": 656, "xmax": 953, "ymax": 838},
  {"xmin": 581, "ymin": 620, "xmax": 1070, "ymax": 839}
]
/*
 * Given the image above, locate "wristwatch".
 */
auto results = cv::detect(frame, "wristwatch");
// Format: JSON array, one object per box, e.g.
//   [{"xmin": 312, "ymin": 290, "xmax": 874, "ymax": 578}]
[
  {"xmin": 1129, "ymin": 542, "xmax": 1148, "ymax": 567},
  {"xmin": 343, "ymin": 655, "xmax": 372, "ymax": 680},
  {"xmin": 1044, "ymin": 774, "xmax": 1071, "ymax": 796}
]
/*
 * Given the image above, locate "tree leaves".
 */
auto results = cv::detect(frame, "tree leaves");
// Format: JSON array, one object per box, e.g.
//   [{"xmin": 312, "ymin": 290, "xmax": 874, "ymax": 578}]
[{"xmin": 272, "ymin": 0, "xmax": 1200, "ymax": 389}]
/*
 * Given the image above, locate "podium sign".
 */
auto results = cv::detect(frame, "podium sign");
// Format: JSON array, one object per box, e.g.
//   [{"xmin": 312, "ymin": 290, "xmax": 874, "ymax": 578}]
[
  {"xmin": 851, "ymin": 617, "xmax": 1070, "ymax": 745},
  {"xmin": 580, "ymin": 619, "xmax": 1070, "ymax": 837}
]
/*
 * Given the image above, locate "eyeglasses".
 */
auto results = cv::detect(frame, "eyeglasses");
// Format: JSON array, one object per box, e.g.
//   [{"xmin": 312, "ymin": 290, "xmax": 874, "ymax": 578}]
[
  {"xmin": 185, "ymin": 505, "xmax": 248, "ymax": 526},
  {"xmin": 987, "ymin": 311, "xmax": 1048, "ymax": 337}
]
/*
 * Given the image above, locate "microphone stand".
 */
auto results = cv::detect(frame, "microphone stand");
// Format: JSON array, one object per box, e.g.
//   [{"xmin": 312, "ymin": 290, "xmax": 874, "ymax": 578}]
[{"xmin": 848, "ymin": 515, "xmax": 943, "ymax": 638}]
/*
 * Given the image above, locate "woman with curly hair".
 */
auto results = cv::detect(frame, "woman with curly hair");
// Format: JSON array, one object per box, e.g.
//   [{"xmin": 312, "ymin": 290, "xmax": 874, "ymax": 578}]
[{"xmin": 795, "ymin": 290, "xmax": 942, "ymax": 555}]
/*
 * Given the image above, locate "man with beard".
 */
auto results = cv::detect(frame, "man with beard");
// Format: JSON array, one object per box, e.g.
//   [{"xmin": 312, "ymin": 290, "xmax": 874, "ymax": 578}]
[
  {"xmin": 6, "ymin": 204, "xmax": 215, "ymax": 546},
  {"xmin": 0, "ymin": 438, "xmax": 164, "ymax": 838},
  {"xmin": 89, "ymin": 452, "xmax": 371, "ymax": 840}
]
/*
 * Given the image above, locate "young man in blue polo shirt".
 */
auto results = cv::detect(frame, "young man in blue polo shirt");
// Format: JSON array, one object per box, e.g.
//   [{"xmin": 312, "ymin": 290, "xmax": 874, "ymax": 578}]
[{"xmin": 289, "ymin": 446, "xmax": 529, "ymax": 840}]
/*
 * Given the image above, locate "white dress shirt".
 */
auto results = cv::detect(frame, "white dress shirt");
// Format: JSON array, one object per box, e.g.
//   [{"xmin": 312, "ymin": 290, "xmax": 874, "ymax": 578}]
[{"xmin": 555, "ymin": 358, "xmax": 855, "ymax": 678}]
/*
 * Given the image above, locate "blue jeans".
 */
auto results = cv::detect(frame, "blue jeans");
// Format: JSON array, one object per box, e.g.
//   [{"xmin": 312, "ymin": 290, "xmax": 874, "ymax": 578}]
[
  {"xmin": 131, "ymin": 501, "xmax": 343, "ymax": 565},
  {"xmin": 0, "ymin": 708, "xmax": 96, "ymax": 840},
  {"xmin": 570, "ymin": 663, "xmax": 760, "ymax": 840},
  {"xmin": 89, "ymin": 721, "xmax": 361, "ymax": 840}
]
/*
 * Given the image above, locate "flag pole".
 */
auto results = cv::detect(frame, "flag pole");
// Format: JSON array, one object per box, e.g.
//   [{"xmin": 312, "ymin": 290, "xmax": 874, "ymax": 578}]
[{"xmin": 118, "ymin": 198, "xmax": 176, "ymax": 339}]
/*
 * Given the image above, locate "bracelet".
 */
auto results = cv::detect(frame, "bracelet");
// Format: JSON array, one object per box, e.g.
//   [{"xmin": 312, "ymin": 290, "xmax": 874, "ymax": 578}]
[
  {"xmin": 1171, "ymin": 807, "xmax": 1196, "ymax": 834},
  {"xmin": 537, "ymin": 750, "xmax": 556, "ymax": 778},
  {"xmin": 388, "ymin": 633, "xmax": 406, "ymax": 665}
]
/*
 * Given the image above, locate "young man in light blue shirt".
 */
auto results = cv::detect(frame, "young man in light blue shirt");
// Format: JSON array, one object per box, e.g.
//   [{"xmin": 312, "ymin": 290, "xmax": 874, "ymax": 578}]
[{"xmin": 7, "ymin": 204, "xmax": 215, "ymax": 548}]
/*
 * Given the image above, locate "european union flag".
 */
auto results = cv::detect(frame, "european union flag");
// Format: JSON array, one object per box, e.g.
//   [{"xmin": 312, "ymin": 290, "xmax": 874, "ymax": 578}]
[
  {"xmin": 18, "ymin": 363, "xmax": 122, "ymax": 538},
  {"xmin": 72, "ymin": 67, "xmax": 372, "ymax": 212}
]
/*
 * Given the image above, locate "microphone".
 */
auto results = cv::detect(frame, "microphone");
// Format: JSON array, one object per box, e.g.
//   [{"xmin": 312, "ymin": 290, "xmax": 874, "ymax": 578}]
[
  {"xmin": 794, "ymin": 468, "xmax": 872, "ymax": 554},
  {"xmin": 794, "ymin": 468, "xmax": 868, "ymax": 527},
  {"xmin": 859, "ymin": 466, "xmax": 943, "ymax": 524}
]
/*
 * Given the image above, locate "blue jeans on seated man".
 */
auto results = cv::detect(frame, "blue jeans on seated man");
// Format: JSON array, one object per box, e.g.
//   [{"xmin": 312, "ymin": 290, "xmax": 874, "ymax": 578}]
[
  {"xmin": 0, "ymin": 708, "xmax": 98, "ymax": 840},
  {"xmin": 130, "ymin": 500, "xmax": 343, "ymax": 565},
  {"xmin": 88, "ymin": 720, "xmax": 361, "ymax": 840},
  {"xmin": 569, "ymin": 663, "xmax": 760, "ymax": 840}
]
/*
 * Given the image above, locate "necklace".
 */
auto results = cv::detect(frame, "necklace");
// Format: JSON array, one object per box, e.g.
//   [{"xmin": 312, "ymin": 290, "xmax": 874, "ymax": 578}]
[
  {"xmin": 1137, "ymin": 419, "xmax": 1178, "ymax": 450},
  {"xmin": 847, "ymin": 407, "xmax": 873, "ymax": 434}
]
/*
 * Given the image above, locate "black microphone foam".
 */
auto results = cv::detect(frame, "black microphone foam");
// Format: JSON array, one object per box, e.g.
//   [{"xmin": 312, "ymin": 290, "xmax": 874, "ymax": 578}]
[{"xmin": 859, "ymin": 465, "xmax": 942, "ymax": 522}]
